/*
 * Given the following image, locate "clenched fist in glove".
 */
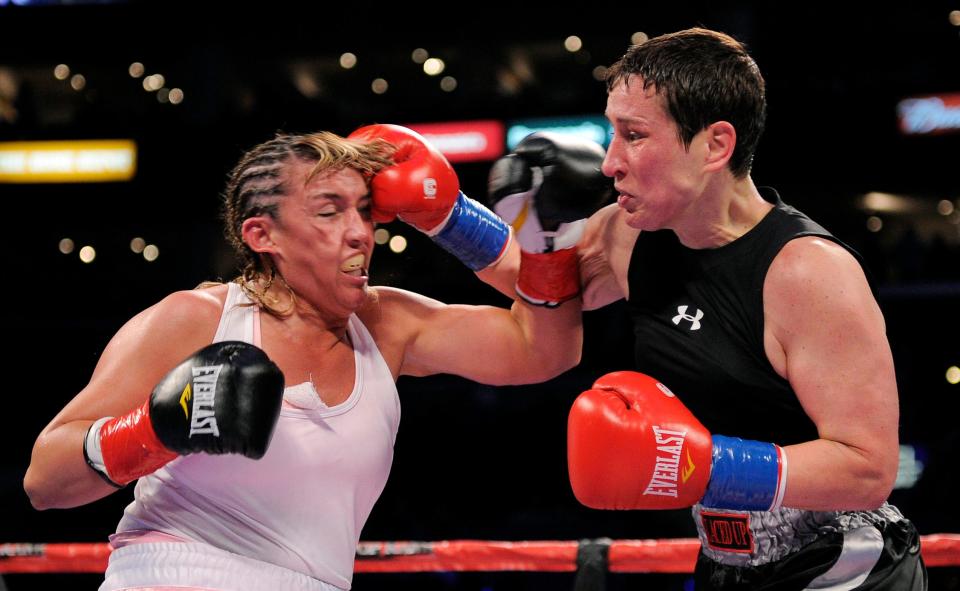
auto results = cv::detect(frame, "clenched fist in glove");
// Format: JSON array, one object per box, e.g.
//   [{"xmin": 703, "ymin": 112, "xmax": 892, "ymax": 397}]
[
  {"xmin": 349, "ymin": 124, "xmax": 510, "ymax": 271},
  {"xmin": 489, "ymin": 132, "xmax": 612, "ymax": 306},
  {"xmin": 568, "ymin": 371, "xmax": 787, "ymax": 511},
  {"xmin": 84, "ymin": 341, "xmax": 285, "ymax": 487}
]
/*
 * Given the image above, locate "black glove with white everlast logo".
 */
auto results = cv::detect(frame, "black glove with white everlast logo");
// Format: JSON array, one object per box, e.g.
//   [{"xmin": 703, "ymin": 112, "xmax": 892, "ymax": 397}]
[
  {"xmin": 83, "ymin": 341, "xmax": 285, "ymax": 487},
  {"xmin": 488, "ymin": 132, "xmax": 612, "ymax": 306}
]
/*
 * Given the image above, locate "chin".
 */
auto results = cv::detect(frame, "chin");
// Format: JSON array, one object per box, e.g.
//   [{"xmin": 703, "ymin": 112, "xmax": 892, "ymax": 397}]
[
  {"xmin": 623, "ymin": 211, "xmax": 662, "ymax": 232},
  {"xmin": 346, "ymin": 284, "xmax": 371, "ymax": 307},
  {"xmin": 623, "ymin": 215, "xmax": 646, "ymax": 230}
]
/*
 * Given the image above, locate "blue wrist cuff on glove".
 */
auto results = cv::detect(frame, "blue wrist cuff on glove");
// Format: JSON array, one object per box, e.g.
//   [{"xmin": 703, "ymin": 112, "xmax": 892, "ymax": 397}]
[
  {"xmin": 701, "ymin": 435, "xmax": 786, "ymax": 511},
  {"xmin": 432, "ymin": 192, "xmax": 511, "ymax": 271}
]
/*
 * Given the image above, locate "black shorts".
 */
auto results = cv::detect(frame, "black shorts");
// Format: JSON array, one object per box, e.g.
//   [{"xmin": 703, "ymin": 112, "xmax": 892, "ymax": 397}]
[{"xmin": 694, "ymin": 519, "xmax": 927, "ymax": 590}]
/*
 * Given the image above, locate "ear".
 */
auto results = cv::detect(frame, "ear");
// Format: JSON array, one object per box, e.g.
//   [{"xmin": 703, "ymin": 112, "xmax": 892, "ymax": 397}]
[
  {"xmin": 702, "ymin": 121, "xmax": 736, "ymax": 174},
  {"xmin": 241, "ymin": 216, "xmax": 278, "ymax": 254}
]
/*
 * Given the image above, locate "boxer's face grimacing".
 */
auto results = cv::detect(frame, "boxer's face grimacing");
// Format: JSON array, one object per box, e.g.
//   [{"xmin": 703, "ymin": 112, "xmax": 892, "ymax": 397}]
[
  {"xmin": 602, "ymin": 77, "xmax": 710, "ymax": 232},
  {"xmin": 266, "ymin": 163, "xmax": 375, "ymax": 316}
]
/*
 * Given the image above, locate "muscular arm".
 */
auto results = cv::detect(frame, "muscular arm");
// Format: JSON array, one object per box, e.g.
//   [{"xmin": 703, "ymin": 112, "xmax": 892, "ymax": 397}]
[
  {"xmin": 476, "ymin": 204, "xmax": 638, "ymax": 310},
  {"xmin": 473, "ymin": 233, "xmax": 520, "ymax": 300},
  {"xmin": 374, "ymin": 287, "xmax": 582, "ymax": 385},
  {"xmin": 24, "ymin": 289, "xmax": 222, "ymax": 510},
  {"xmin": 765, "ymin": 238, "xmax": 899, "ymax": 510}
]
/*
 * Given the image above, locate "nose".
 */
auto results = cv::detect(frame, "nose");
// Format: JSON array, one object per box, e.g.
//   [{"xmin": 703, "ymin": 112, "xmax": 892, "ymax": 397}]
[
  {"xmin": 343, "ymin": 207, "xmax": 372, "ymax": 248},
  {"xmin": 601, "ymin": 138, "xmax": 625, "ymax": 180}
]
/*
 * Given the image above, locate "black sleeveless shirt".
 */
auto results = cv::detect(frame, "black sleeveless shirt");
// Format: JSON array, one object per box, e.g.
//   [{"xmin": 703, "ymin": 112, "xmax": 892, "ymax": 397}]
[{"xmin": 626, "ymin": 188, "xmax": 867, "ymax": 446}]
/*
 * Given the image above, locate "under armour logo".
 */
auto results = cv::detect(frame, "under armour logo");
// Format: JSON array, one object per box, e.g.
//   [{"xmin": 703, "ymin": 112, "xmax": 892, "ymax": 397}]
[{"xmin": 672, "ymin": 305, "xmax": 703, "ymax": 331}]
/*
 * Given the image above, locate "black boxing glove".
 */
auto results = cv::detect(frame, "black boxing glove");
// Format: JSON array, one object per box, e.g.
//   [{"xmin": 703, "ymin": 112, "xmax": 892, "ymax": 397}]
[
  {"xmin": 489, "ymin": 132, "xmax": 612, "ymax": 305},
  {"xmin": 490, "ymin": 132, "xmax": 612, "ymax": 251},
  {"xmin": 83, "ymin": 341, "xmax": 285, "ymax": 487}
]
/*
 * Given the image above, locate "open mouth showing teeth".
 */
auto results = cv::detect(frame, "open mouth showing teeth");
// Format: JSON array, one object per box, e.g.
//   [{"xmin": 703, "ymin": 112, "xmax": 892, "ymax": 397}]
[{"xmin": 341, "ymin": 254, "xmax": 368, "ymax": 276}]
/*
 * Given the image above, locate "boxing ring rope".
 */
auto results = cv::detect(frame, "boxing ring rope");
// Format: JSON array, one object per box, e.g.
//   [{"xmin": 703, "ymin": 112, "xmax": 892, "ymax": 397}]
[{"xmin": 2, "ymin": 535, "xmax": 959, "ymax": 575}]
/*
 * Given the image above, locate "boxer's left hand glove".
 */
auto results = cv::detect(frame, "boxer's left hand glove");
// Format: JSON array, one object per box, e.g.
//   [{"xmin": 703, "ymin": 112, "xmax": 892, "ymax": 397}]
[
  {"xmin": 84, "ymin": 341, "xmax": 285, "ymax": 487},
  {"xmin": 567, "ymin": 371, "xmax": 788, "ymax": 511},
  {"xmin": 489, "ymin": 132, "xmax": 612, "ymax": 306},
  {"xmin": 348, "ymin": 124, "xmax": 510, "ymax": 271}
]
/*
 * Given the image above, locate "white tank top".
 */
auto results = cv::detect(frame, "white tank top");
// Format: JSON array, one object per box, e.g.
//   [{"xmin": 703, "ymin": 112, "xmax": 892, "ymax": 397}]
[{"xmin": 114, "ymin": 283, "xmax": 401, "ymax": 589}]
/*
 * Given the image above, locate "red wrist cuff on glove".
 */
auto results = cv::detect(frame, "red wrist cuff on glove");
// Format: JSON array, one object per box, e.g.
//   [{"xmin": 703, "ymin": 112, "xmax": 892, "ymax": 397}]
[
  {"xmin": 98, "ymin": 399, "xmax": 178, "ymax": 486},
  {"xmin": 516, "ymin": 248, "xmax": 580, "ymax": 307}
]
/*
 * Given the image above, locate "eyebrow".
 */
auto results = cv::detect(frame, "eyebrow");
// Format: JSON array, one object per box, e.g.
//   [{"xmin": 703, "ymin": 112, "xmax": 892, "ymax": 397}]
[
  {"xmin": 307, "ymin": 192, "xmax": 372, "ymax": 203},
  {"xmin": 307, "ymin": 191, "xmax": 341, "ymax": 202},
  {"xmin": 606, "ymin": 114, "xmax": 650, "ymax": 126},
  {"xmin": 307, "ymin": 191, "xmax": 372, "ymax": 201}
]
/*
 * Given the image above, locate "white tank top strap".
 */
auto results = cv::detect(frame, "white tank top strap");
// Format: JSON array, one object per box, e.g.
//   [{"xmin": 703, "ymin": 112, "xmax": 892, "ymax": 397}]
[
  {"xmin": 212, "ymin": 282, "xmax": 260, "ymax": 346},
  {"xmin": 347, "ymin": 313, "xmax": 378, "ymax": 365}
]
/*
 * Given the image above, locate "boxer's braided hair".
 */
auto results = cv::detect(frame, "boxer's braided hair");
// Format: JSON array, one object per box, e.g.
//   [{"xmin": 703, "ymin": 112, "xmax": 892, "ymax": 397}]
[{"xmin": 222, "ymin": 131, "xmax": 393, "ymax": 315}]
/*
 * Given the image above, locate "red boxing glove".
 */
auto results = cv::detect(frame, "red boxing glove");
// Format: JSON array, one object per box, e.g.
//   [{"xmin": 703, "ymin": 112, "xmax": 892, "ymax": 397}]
[
  {"xmin": 567, "ymin": 371, "xmax": 713, "ymax": 510},
  {"xmin": 348, "ymin": 124, "xmax": 459, "ymax": 231}
]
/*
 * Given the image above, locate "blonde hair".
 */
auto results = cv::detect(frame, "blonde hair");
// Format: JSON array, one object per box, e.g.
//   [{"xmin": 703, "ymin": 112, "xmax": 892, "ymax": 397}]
[{"xmin": 221, "ymin": 131, "xmax": 394, "ymax": 316}]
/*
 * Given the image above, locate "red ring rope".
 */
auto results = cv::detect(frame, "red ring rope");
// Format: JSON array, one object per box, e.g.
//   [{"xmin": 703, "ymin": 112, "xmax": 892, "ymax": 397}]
[{"xmin": 2, "ymin": 535, "xmax": 958, "ymax": 575}]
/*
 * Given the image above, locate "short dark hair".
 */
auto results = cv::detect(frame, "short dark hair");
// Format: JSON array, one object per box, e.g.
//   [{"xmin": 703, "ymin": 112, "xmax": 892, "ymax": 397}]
[{"xmin": 606, "ymin": 27, "xmax": 766, "ymax": 178}]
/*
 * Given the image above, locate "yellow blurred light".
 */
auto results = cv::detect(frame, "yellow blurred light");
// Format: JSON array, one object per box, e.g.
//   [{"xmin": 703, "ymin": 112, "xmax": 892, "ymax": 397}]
[
  {"xmin": 143, "ymin": 244, "xmax": 159, "ymax": 262},
  {"xmin": 631, "ymin": 32, "xmax": 649, "ymax": 45},
  {"xmin": 937, "ymin": 199, "xmax": 955, "ymax": 216},
  {"xmin": 862, "ymin": 192, "xmax": 913, "ymax": 213},
  {"xmin": 371, "ymin": 78, "xmax": 388, "ymax": 94},
  {"xmin": 293, "ymin": 68, "xmax": 321, "ymax": 99},
  {"xmin": 949, "ymin": 10, "xmax": 960, "ymax": 26},
  {"xmin": 0, "ymin": 140, "xmax": 137, "ymax": 183},
  {"xmin": 866, "ymin": 216, "xmax": 883, "ymax": 232},
  {"xmin": 79, "ymin": 245, "xmax": 96, "ymax": 263},
  {"xmin": 592, "ymin": 65, "xmax": 609, "ymax": 81},
  {"xmin": 59, "ymin": 238, "xmax": 74, "ymax": 254},
  {"xmin": 70, "ymin": 74, "xmax": 86, "ymax": 91},
  {"xmin": 423, "ymin": 58, "xmax": 445, "ymax": 76},
  {"xmin": 411, "ymin": 48, "xmax": 429, "ymax": 64},
  {"xmin": 54, "ymin": 64, "xmax": 70, "ymax": 80},
  {"xmin": 157, "ymin": 88, "xmax": 170, "ymax": 103},
  {"xmin": 130, "ymin": 237, "xmax": 146, "ymax": 253},
  {"xmin": 340, "ymin": 53, "xmax": 357, "ymax": 69},
  {"xmin": 128, "ymin": 62, "xmax": 145, "ymax": 78},
  {"xmin": 388, "ymin": 235, "xmax": 407, "ymax": 253},
  {"xmin": 374, "ymin": 228, "xmax": 390, "ymax": 245},
  {"xmin": 168, "ymin": 88, "xmax": 184, "ymax": 104},
  {"xmin": 947, "ymin": 366, "xmax": 960, "ymax": 385},
  {"xmin": 564, "ymin": 36, "xmax": 583, "ymax": 52},
  {"xmin": 143, "ymin": 74, "xmax": 165, "ymax": 92},
  {"xmin": 440, "ymin": 76, "xmax": 457, "ymax": 92}
]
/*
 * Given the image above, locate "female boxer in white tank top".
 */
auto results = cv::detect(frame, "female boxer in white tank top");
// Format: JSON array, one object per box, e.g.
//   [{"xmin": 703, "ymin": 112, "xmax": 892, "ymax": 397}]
[{"xmin": 25, "ymin": 130, "xmax": 583, "ymax": 591}]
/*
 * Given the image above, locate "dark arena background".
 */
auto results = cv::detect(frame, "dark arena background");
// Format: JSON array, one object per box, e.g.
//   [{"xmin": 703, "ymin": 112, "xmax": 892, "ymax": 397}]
[{"xmin": 1, "ymin": 1, "xmax": 958, "ymax": 589}]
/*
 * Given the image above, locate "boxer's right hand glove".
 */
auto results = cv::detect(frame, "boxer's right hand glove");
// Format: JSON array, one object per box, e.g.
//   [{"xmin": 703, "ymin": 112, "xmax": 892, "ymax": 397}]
[
  {"xmin": 83, "ymin": 341, "xmax": 285, "ymax": 487},
  {"xmin": 348, "ymin": 123, "xmax": 460, "ymax": 230},
  {"xmin": 349, "ymin": 124, "xmax": 510, "ymax": 271},
  {"xmin": 489, "ymin": 132, "xmax": 612, "ymax": 306},
  {"xmin": 567, "ymin": 371, "xmax": 788, "ymax": 511}
]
